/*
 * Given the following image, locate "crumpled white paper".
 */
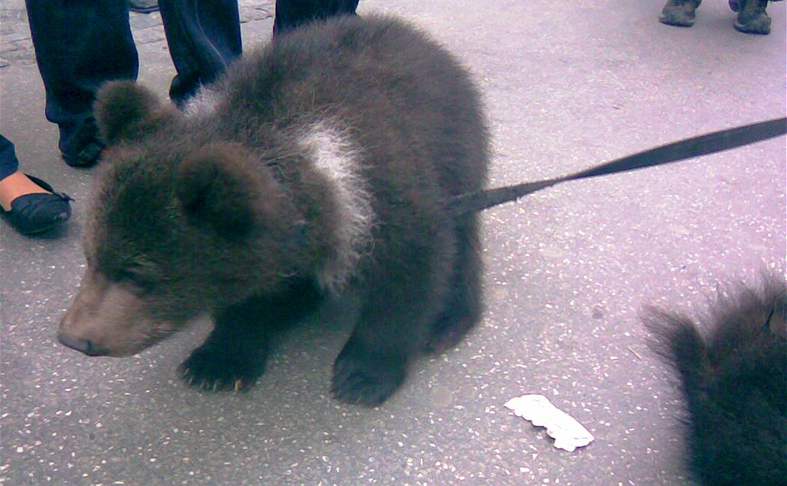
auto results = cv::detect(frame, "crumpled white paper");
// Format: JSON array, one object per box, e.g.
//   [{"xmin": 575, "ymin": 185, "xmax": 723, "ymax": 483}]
[{"xmin": 504, "ymin": 394, "xmax": 594, "ymax": 452}]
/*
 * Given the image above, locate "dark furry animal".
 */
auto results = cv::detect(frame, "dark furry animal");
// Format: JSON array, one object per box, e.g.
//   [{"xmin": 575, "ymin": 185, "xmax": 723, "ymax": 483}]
[
  {"xmin": 58, "ymin": 15, "xmax": 489, "ymax": 406},
  {"xmin": 644, "ymin": 277, "xmax": 787, "ymax": 485}
]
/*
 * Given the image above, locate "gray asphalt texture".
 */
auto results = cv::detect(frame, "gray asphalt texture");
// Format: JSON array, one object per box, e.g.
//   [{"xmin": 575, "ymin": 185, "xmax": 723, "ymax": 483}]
[{"xmin": 1, "ymin": 0, "xmax": 785, "ymax": 484}]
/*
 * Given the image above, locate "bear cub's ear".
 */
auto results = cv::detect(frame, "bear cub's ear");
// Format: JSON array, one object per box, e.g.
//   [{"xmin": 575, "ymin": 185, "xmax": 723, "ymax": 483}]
[
  {"xmin": 176, "ymin": 143, "xmax": 282, "ymax": 238},
  {"xmin": 94, "ymin": 81, "xmax": 166, "ymax": 145}
]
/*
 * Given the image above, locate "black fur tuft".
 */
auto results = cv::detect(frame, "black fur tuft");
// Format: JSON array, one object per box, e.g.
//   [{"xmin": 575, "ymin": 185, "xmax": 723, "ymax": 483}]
[{"xmin": 644, "ymin": 276, "xmax": 787, "ymax": 485}]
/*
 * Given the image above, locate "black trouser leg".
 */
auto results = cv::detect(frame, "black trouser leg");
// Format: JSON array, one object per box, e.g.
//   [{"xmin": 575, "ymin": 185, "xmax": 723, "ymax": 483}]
[
  {"xmin": 159, "ymin": 0, "xmax": 243, "ymax": 105},
  {"xmin": 25, "ymin": 0, "xmax": 137, "ymax": 160},
  {"xmin": 273, "ymin": 0, "xmax": 360, "ymax": 36}
]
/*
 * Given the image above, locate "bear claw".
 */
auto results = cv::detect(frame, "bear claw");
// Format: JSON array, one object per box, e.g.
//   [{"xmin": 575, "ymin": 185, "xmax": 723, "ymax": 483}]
[{"xmin": 178, "ymin": 345, "xmax": 264, "ymax": 392}]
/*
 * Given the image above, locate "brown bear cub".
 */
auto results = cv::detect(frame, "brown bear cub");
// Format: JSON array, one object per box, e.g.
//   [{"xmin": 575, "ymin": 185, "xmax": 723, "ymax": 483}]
[
  {"xmin": 645, "ymin": 277, "xmax": 786, "ymax": 485},
  {"xmin": 58, "ymin": 15, "xmax": 489, "ymax": 406}
]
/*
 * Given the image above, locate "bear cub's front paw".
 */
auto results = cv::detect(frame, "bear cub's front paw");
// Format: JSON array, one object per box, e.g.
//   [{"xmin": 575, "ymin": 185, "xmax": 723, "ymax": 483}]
[
  {"xmin": 179, "ymin": 344, "xmax": 265, "ymax": 392},
  {"xmin": 331, "ymin": 347, "xmax": 406, "ymax": 406}
]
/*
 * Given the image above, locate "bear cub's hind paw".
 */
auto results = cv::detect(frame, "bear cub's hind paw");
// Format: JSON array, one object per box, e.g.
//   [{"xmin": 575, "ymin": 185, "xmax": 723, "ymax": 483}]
[
  {"xmin": 179, "ymin": 344, "xmax": 266, "ymax": 392},
  {"xmin": 331, "ymin": 347, "xmax": 406, "ymax": 406}
]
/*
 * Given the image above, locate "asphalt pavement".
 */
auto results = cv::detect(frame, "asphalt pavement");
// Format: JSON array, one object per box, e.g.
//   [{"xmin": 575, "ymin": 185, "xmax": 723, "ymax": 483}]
[{"xmin": 1, "ymin": 0, "xmax": 785, "ymax": 484}]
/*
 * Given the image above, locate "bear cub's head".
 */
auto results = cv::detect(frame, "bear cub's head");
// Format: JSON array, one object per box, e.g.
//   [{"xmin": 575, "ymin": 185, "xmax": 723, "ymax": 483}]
[{"xmin": 59, "ymin": 82, "xmax": 298, "ymax": 357}]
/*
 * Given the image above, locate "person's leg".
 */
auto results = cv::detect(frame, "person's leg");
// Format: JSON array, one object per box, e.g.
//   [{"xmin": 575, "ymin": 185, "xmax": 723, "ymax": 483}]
[
  {"xmin": 158, "ymin": 0, "xmax": 361, "ymax": 105},
  {"xmin": 159, "ymin": 0, "xmax": 242, "ymax": 105},
  {"xmin": 274, "ymin": 0, "xmax": 360, "ymax": 36},
  {"xmin": 0, "ymin": 135, "xmax": 48, "ymax": 212},
  {"xmin": 25, "ymin": 0, "xmax": 138, "ymax": 167},
  {"xmin": 0, "ymin": 134, "xmax": 72, "ymax": 235},
  {"xmin": 0, "ymin": 135, "xmax": 19, "ymax": 184}
]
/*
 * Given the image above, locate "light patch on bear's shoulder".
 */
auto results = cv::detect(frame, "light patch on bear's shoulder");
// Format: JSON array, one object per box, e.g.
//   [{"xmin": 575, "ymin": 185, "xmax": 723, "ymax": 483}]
[
  {"xmin": 182, "ymin": 86, "xmax": 221, "ymax": 118},
  {"xmin": 299, "ymin": 121, "xmax": 374, "ymax": 293}
]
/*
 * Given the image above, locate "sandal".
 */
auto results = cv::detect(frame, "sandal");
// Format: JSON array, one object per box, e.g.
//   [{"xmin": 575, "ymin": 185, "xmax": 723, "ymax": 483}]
[{"xmin": 2, "ymin": 175, "xmax": 73, "ymax": 235}]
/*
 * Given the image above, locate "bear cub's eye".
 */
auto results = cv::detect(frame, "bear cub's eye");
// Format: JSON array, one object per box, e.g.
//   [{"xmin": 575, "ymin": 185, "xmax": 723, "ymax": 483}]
[{"xmin": 115, "ymin": 268, "xmax": 157, "ymax": 294}]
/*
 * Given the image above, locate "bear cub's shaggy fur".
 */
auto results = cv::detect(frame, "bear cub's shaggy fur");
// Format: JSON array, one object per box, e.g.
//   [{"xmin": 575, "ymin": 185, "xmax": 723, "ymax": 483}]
[
  {"xmin": 645, "ymin": 277, "xmax": 786, "ymax": 485},
  {"xmin": 58, "ymin": 15, "xmax": 489, "ymax": 406}
]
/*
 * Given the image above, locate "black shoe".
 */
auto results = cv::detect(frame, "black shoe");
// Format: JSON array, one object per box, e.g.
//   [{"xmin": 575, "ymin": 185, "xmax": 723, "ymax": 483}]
[
  {"xmin": 660, "ymin": 0, "xmax": 702, "ymax": 27},
  {"xmin": 734, "ymin": 0, "xmax": 771, "ymax": 35},
  {"xmin": 61, "ymin": 118, "xmax": 104, "ymax": 168},
  {"xmin": 2, "ymin": 175, "xmax": 73, "ymax": 235},
  {"xmin": 62, "ymin": 140, "xmax": 104, "ymax": 168},
  {"xmin": 129, "ymin": 0, "xmax": 159, "ymax": 14}
]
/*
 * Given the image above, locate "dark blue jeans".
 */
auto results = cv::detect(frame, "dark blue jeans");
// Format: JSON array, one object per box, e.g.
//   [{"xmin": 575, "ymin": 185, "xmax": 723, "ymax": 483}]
[
  {"xmin": 0, "ymin": 134, "xmax": 20, "ymax": 181},
  {"xmin": 23, "ymin": 0, "xmax": 358, "ymax": 159},
  {"xmin": 24, "ymin": 0, "xmax": 241, "ymax": 158}
]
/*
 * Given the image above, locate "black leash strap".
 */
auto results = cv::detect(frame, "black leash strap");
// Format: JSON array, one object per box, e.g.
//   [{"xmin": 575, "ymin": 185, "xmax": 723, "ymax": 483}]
[{"xmin": 448, "ymin": 117, "xmax": 787, "ymax": 216}]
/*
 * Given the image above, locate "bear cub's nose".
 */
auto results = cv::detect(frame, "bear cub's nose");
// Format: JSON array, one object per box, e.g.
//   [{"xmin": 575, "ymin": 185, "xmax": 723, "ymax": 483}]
[{"xmin": 58, "ymin": 333, "xmax": 108, "ymax": 356}]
